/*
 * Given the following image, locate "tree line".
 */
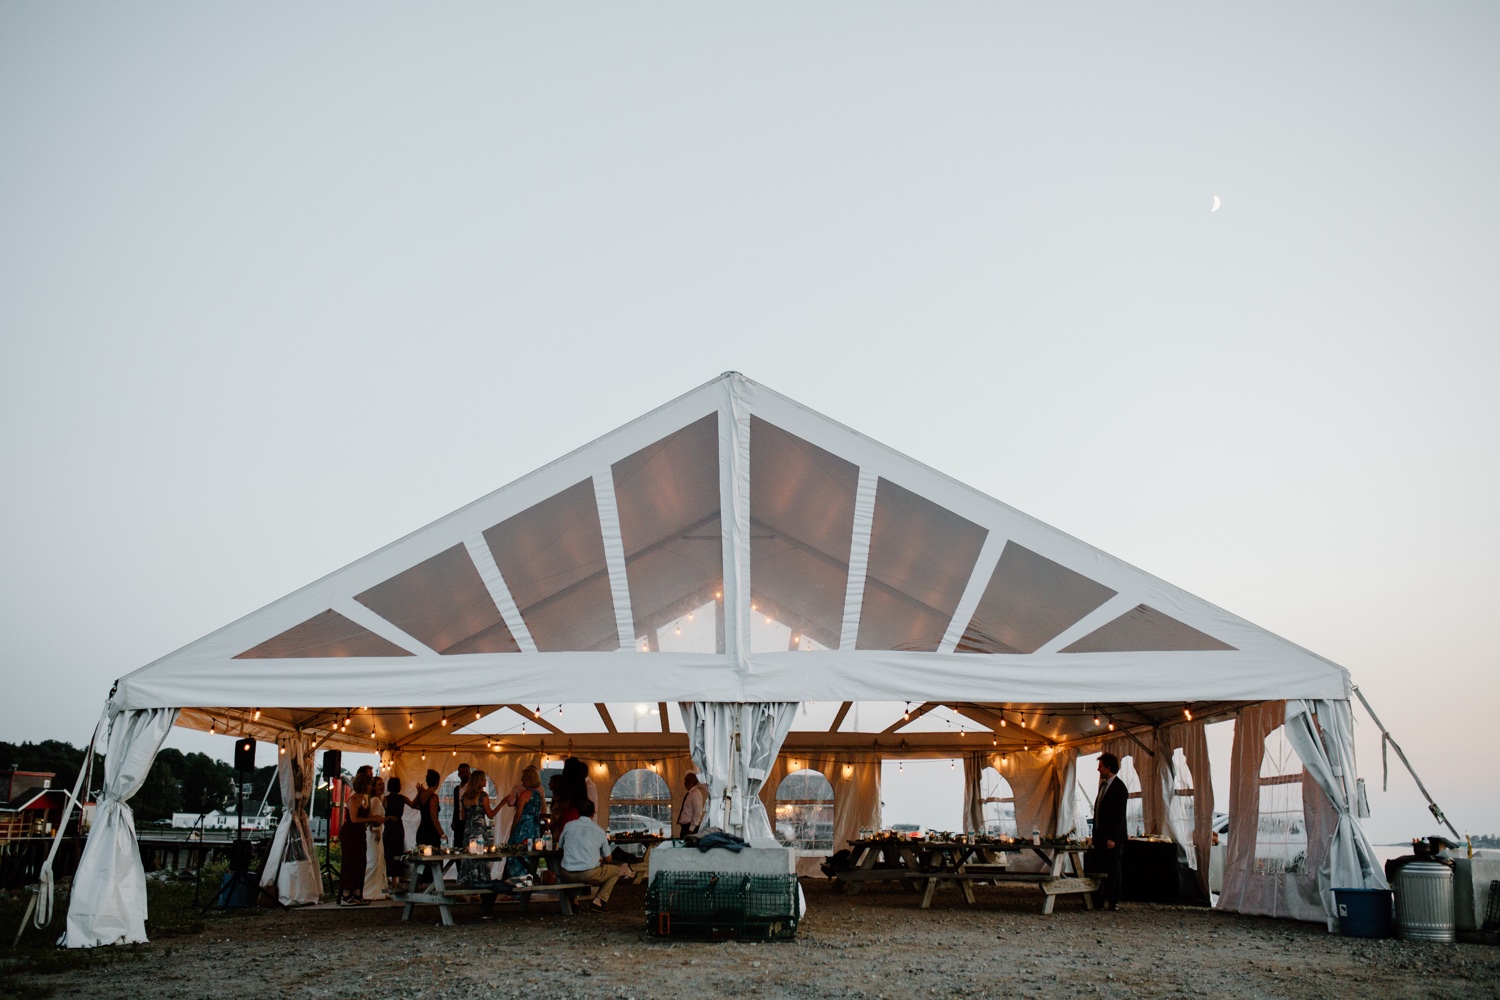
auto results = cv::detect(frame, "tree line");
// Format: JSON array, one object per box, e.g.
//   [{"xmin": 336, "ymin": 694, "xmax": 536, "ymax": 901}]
[{"xmin": 1, "ymin": 740, "xmax": 281, "ymax": 822}]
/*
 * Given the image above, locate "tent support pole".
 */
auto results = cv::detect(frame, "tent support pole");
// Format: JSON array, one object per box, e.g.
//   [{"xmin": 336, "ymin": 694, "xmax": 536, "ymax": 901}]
[{"xmin": 1352, "ymin": 686, "xmax": 1460, "ymax": 841}]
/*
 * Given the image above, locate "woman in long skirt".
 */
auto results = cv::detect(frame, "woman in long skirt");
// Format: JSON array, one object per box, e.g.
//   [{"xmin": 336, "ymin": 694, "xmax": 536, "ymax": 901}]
[
  {"xmin": 338, "ymin": 773, "xmax": 372, "ymax": 905},
  {"xmin": 363, "ymin": 776, "xmax": 390, "ymax": 900}
]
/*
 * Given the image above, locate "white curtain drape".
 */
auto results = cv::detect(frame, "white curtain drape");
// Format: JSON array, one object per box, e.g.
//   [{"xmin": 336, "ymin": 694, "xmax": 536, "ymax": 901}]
[
  {"xmin": 259, "ymin": 734, "xmax": 322, "ymax": 905},
  {"xmin": 682, "ymin": 702, "xmax": 798, "ymax": 839},
  {"xmin": 63, "ymin": 706, "xmax": 178, "ymax": 948},
  {"xmin": 1285, "ymin": 699, "xmax": 1388, "ymax": 929},
  {"xmin": 1153, "ymin": 727, "xmax": 1197, "ymax": 869}
]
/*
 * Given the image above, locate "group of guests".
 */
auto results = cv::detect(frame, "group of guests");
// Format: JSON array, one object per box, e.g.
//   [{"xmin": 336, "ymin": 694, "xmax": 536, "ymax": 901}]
[
  {"xmin": 337, "ymin": 756, "xmax": 667, "ymax": 910},
  {"xmin": 336, "ymin": 765, "xmax": 439, "ymax": 906}
]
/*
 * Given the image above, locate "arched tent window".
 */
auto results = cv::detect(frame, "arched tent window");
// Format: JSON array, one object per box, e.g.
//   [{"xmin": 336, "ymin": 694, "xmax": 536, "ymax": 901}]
[
  {"xmin": 774, "ymin": 769, "xmax": 834, "ymax": 852},
  {"xmin": 979, "ymin": 767, "xmax": 1016, "ymax": 837},
  {"xmin": 1256, "ymin": 729, "xmax": 1307, "ymax": 875},
  {"xmin": 608, "ymin": 768, "xmax": 672, "ymax": 836}
]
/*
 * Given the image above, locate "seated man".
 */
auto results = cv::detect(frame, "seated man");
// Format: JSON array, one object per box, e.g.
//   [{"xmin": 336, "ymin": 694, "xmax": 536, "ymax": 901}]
[{"xmin": 558, "ymin": 800, "xmax": 631, "ymax": 912}]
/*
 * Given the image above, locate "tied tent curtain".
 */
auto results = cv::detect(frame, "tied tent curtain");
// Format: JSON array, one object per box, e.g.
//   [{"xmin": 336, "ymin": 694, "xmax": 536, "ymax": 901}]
[
  {"xmin": 683, "ymin": 702, "xmax": 798, "ymax": 839},
  {"xmin": 260, "ymin": 734, "xmax": 321, "ymax": 905},
  {"xmin": 64, "ymin": 706, "xmax": 178, "ymax": 948},
  {"xmin": 1285, "ymin": 699, "xmax": 1388, "ymax": 929}
]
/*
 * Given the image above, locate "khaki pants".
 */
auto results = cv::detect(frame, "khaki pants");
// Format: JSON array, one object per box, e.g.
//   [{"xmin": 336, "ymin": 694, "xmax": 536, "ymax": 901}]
[{"xmin": 560, "ymin": 865, "xmax": 622, "ymax": 903}]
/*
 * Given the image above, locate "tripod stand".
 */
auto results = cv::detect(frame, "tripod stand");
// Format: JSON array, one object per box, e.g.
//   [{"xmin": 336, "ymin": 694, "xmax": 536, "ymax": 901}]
[{"xmin": 318, "ymin": 776, "xmax": 341, "ymax": 895}]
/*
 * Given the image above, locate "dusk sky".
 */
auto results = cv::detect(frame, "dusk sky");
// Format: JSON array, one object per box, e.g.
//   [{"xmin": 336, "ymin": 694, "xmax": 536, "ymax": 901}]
[{"xmin": 2, "ymin": 3, "xmax": 1496, "ymax": 843}]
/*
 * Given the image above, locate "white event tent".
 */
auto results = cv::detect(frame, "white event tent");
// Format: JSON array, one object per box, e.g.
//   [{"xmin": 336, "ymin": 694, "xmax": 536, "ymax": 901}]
[{"xmin": 59, "ymin": 372, "xmax": 1386, "ymax": 946}]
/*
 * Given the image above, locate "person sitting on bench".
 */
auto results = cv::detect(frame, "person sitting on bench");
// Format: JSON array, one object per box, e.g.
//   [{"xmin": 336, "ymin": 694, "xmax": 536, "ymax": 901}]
[{"xmin": 557, "ymin": 800, "xmax": 631, "ymax": 912}]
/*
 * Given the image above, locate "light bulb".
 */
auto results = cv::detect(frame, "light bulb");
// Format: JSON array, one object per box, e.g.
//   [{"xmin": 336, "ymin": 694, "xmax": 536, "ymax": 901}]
[
  {"xmin": 534, "ymin": 706, "xmax": 540, "ymax": 719},
  {"xmin": 279, "ymin": 746, "xmax": 286, "ymax": 756},
  {"xmin": 476, "ymin": 710, "xmax": 482, "ymax": 720},
  {"xmin": 992, "ymin": 735, "xmax": 997, "ymax": 746},
  {"xmin": 1000, "ymin": 717, "xmax": 1007, "ymax": 728},
  {"xmin": 451, "ymin": 750, "xmax": 456, "ymax": 756},
  {"xmin": 253, "ymin": 708, "xmax": 261, "ymax": 721},
  {"xmin": 209, "ymin": 720, "xmax": 215, "ymax": 734},
  {"xmin": 1108, "ymin": 722, "xmax": 1115, "ymax": 731},
  {"xmin": 408, "ymin": 716, "xmax": 414, "ymax": 729},
  {"xmin": 675, "ymin": 627, "xmax": 682, "ymax": 635},
  {"xmin": 898, "ymin": 761, "xmax": 903, "ymax": 773},
  {"xmin": 421, "ymin": 752, "xmax": 426, "ymax": 760},
  {"xmin": 1184, "ymin": 707, "xmax": 1193, "ymax": 721},
  {"xmin": 950, "ymin": 760, "xmax": 955, "ymax": 770},
  {"xmin": 1093, "ymin": 715, "xmax": 1101, "ymax": 727}
]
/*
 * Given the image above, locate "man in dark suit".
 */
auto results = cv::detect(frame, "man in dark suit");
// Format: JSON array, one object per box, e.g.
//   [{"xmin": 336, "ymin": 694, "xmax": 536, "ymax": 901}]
[{"xmin": 1093, "ymin": 752, "xmax": 1128, "ymax": 911}]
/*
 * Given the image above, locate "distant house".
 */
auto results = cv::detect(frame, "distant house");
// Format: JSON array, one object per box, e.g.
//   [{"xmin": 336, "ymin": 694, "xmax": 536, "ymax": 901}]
[
  {"xmin": 167, "ymin": 809, "xmax": 277, "ymax": 832},
  {"xmin": 0, "ymin": 769, "xmax": 93, "ymax": 840}
]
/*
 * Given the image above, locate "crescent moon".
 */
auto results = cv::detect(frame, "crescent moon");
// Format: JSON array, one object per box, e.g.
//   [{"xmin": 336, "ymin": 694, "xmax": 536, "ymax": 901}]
[{"xmin": 1211, "ymin": 195, "xmax": 1221, "ymax": 212}]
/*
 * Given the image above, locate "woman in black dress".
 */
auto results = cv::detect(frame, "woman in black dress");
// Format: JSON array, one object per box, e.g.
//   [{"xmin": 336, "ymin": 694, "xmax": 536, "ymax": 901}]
[
  {"xmin": 413, "ymin": 768, "xmax": 444, "ymax": 850},
  {"xmin": 383, "ymin": 776, "xmax": 414, "ymax": 886},
  {"xmin": 338, "ymin": 772, "xmax": 373, "ymax": 905}
]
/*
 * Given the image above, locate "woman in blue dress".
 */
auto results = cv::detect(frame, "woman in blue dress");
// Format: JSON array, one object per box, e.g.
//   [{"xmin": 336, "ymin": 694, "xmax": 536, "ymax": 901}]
[{"xmin": 500, "ymin": 765, "xmax": 546, "ymax": 879}]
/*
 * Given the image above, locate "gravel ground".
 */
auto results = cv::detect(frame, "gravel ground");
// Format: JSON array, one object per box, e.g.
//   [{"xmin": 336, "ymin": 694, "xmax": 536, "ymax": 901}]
[{"xmin": 12, "ymin": 879, "xmax": 1500, "ymax": 999}]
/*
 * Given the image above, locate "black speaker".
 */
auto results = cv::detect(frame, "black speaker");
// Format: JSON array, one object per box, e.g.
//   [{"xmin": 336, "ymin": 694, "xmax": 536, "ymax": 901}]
[
  {"xmin": 322, "ymin": 749, "xmax": 342, "ymax": 778},
  {"xmin": 228, "ymin": 838, "xmax": 255, "ymax": 874},
  {"xmin": 234, "ymin": 737, "xmax": 256, "ymax": 773}
]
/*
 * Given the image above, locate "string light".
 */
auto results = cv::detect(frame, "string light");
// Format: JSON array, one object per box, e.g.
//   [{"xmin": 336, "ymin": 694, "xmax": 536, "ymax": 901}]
[
  {"xmin": 898, "ymin": 761, "xmax": 903, "ymax": 772},
  {"xmin": 903, "ymin": 702, "xmax": 911, "ymax": 721},
  {"xmin": 1000, "ymin": 715, "xmax": 1007, "ymax": 728},
  {"xmin": 476, "ymin": 710, "xmax": 482, "ymax": 720},
  {"xmin": 1001, "ymin": 752, "xmax": 1008, "ymax": 763},
  {"xmin": 343, "ymin": 710, "xmax": 352, "ymax": 726},
  {"xmin": 1183, "ymin": 706, "xmax": 1193, "ymax": 721},
  {"xmin": 421, "ymin": 751, "xmax": 426, "ymax": 761},
  {"xmin": 1093, "ymin": 714, "xmax": 1101, "ymax": 727},
  {"xmin": 440, "ymin": 708, "xmax": 448, "ymax": 727},
  {"xmin": 253, "ymin": 708, "xmax": 261, "ymax": 721},
  {"xmin": 209, "ymin": 720, "xmax": 215, "ymax": 734},
  {"xmin": 279, "ymin": 745, "xmax": 286, "ymax": 756},
  {"xmin": 992, "ymin": 734, "xmax": 998, "ymax": 746},
  {"xmin": 949, "ymin": 760, "xmax": 955, "ymax": 770},
  {"xmin": 451, "ymin": 750, "xmax": 456, "ymax": 756},
  {"xmin": 534, "ymin": 706, "xmax": 540, "ymax": 719},
  {"xmin": 1107, "ymin": 721, "xmax": 1115, "ymax": 731},
  {"xmin": 408, "ymin": 715, "xmax": 414, "ymax": 730}
]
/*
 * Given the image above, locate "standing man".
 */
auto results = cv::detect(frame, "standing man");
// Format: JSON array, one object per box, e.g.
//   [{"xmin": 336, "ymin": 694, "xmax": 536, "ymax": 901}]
[
  {"xmin": 676, "ymin": 772, "xmax": 707, "ymax": 839},
  {"xmin": 1093, "ymin": 753, "xmax": 1128, "ymax": 911},
  {"xmin": 450, "ymin": 762, "xmax": 471, "ymax": 850}
]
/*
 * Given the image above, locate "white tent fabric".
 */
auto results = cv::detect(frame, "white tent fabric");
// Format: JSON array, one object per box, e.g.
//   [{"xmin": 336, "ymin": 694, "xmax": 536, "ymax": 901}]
[
  {"xmin": 63, "ymin": 707, "xmax": 177, "ymax": 948},
  {"xmin": 108, "ymin": 375, "xmax": 1351, "ymax": 712},
  {"xmin": 259, "ymin": 734, "xmax": 321, "ymax": 906},
  {"xmin": 683, "ymin": 702, "xmax": 798, "ymax": 839},
  {"xmin": 1285, "ymin": 699, "xmax": 1390, "ymax": 929},
  {"xmin": 64, "ymin": 373, "xmax": 1382, "ymax": 942}
]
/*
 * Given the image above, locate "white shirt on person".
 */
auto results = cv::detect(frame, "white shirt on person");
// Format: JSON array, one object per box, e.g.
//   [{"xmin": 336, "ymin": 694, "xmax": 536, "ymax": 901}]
[
  {"xmin": 559, "ymin": 816, "xmax": 611, "ymax": 872},
  {"xmin": 677, "ymin": 783, "xmax": 707, "ymax": 830}
]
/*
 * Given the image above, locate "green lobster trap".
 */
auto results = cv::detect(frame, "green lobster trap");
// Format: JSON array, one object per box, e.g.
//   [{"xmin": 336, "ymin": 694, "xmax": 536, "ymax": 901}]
[{"xmin": 646, "ymin": 871, "xmax": 800, "ymax": 940}]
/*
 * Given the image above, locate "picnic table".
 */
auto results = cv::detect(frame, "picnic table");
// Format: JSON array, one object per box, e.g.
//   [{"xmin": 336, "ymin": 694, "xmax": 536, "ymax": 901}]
[
  {"xmin": 392, "ymin": 849, "xmax": 587, "ymax": 925},
  {"xmin": 833, "ymin": 835, "xmax": 1099, "ymax": 913}
]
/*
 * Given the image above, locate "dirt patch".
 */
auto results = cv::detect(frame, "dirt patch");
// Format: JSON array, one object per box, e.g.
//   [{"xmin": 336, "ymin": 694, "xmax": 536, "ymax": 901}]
[{"xmin": 8, "ymin": 880, "xmax": 1499, "ymax": 999}]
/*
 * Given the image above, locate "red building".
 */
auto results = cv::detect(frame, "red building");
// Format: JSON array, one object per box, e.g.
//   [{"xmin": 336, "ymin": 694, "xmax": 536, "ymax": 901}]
[{"xmin": 0, "ymin": 770, "xmax": 88, "ymax": 840}]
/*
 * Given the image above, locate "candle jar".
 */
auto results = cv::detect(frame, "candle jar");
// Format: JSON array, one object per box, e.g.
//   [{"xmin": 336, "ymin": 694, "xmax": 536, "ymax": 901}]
[
  {"xmin": 421, "ymin": 845, "xmax": 432, "ymax": 856},
  {"xmin": 534, "ymin": 838, "xmax": 545, "ymax": 851},
  {"xmin": 469, "ymin": 839, "xmax": 480, "ymax": 854}
]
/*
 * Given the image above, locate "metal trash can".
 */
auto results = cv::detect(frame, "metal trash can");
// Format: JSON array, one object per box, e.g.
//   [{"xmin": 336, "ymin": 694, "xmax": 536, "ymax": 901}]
[{"xmin": 1393, "ymin": 860, "xmax": 1455, "ymax": 943}]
